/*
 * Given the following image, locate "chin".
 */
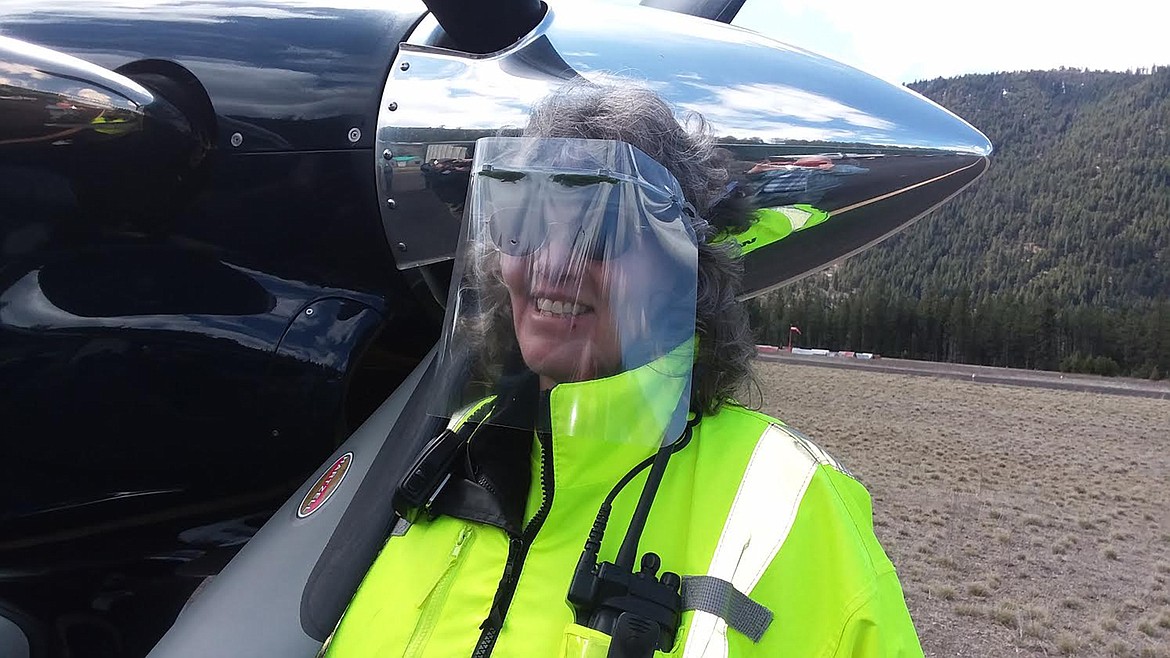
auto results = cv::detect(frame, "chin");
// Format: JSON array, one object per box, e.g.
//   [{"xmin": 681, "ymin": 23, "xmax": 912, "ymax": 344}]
[
  {"xmin": 523, "ymin": 344, "xmax": 606, "ymax": 384},
  {"xmin": 530, "ymin": 357, "xmax": 593, "ymax": 383}
]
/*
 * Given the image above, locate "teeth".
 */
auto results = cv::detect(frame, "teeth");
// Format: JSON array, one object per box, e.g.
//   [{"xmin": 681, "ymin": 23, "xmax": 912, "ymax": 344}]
[{"xmin": 535, "ymin": 297, "xmax": 590, "ymax": 316}]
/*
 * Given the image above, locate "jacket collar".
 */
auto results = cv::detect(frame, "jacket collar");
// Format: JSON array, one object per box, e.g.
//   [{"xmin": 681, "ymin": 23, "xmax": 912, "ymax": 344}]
[{"xmin": 544, "ymin": 340, "xmax": 693, "ymax": 492}]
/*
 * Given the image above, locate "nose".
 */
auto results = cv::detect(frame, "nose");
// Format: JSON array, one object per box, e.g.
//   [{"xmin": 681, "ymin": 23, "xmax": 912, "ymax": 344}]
[{"xmin": 532, "ymin": 224, "xmax": 587, "ymax": 282}]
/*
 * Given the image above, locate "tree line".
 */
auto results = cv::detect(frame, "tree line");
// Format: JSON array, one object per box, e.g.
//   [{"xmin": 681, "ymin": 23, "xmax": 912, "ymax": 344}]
[
  {"xmin": 750, "ymin": 285, "xmax": 1170, "ymax": 379},
  {"xmin": 749, "ymin": 67, "xmax": 1169, "ymax": 378}
]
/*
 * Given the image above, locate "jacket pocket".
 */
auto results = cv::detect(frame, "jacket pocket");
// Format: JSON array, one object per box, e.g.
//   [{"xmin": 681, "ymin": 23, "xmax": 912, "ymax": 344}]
[
  {"xmin": 558, "ymin": 622, "xmax": 686, "ymax": 658},
  {"xmin": 403, "ymin": 524, "xmax": 477, "ymax": 658},
  {"xmin": 559, "ymin": 623, "xmax": 612, "ymax": 658}
]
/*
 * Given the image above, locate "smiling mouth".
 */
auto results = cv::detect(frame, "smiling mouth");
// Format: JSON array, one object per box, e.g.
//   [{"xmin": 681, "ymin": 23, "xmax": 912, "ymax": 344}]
[{"xmin": 533, "ymin": 296, "xmax": 593, "ymax": 318}]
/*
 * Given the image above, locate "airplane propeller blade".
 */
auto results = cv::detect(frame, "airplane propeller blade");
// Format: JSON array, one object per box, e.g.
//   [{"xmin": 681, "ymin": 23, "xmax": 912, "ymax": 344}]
[{"xmin": 639, "ymin": 0, "xmax": 747, "ymax": 23}]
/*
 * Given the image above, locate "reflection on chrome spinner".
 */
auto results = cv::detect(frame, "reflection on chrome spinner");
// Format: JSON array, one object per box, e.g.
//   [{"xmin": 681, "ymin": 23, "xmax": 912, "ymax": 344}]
[{"xmin": 376, "ymin": 2, "xmax": 992, "ymax": 298}]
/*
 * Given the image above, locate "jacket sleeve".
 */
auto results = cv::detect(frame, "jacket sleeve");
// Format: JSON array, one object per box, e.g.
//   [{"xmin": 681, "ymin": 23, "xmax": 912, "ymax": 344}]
[{"xmin": 831, "ymin": 570, "xmax": 924, "ymax": 658}]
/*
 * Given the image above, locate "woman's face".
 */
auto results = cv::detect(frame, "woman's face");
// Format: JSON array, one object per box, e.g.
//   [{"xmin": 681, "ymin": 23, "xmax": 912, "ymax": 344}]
[{"xmin": 500, "ymin": 222, "xmax": 680, "ymax": 388}]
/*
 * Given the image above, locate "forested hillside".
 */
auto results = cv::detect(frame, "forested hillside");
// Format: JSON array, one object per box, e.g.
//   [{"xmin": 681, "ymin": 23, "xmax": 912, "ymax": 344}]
[{"xmin": 751, "ymin": 67, "xmax": 1170, "ymax": 377}]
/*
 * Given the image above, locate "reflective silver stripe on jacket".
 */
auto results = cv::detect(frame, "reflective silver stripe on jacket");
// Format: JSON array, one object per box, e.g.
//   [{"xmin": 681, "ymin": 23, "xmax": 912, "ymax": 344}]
[{"xmin": 681, "ymin": 424, "xmax": 840, "ymax": 658}]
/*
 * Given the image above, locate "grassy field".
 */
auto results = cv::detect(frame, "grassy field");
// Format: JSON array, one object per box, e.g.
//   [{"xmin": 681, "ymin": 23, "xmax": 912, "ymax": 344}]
[{"xmin": 755, "ymin": 360, "xmax": 1170, "ymax": 658}]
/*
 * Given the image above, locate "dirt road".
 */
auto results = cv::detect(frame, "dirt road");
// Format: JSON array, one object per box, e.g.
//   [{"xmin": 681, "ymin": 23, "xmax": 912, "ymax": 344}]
[{"xmin": 755, "ymin": 359, "xmax": 1170, "ymax": 657}]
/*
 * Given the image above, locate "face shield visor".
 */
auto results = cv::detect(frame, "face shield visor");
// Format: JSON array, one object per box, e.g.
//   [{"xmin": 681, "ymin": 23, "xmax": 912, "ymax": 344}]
[{"xmin": 432, "ymin": 137, "xmax": 699, "ymax": 448}]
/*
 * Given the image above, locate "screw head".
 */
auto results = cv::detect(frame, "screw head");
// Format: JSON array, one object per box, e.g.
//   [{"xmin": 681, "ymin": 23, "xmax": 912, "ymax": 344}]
[
  {"xmin": 399, "ymin": 61, "xmax": 410, "ymax": 71},
  {"xmin": 347, "ymin": 127, "xmax": 361, "ymax": 143},
  {"xmin": 382, "ymin": 149, "xmax": 393, "ymax": 160},
  {"xmin": 229, "ymin": 132, "xmax": 243, "ymax": 147},
  {"xmin": 386, "ymin": 198, "xmax": 397, "ymax": 209},
  {"xmin": 387, "ymin": 101, "xmax": 398, "ymax": 111},
  {"xmin": 305, "ymin": 308, "xmax": 315, "ymax": 316},
  {"xmin": 271, "ymin": 429, "xmax": 280, "ymax": 438},
  {"xmin": 397, "ymin": 242, "xmax": 408, "ymax": 252}
]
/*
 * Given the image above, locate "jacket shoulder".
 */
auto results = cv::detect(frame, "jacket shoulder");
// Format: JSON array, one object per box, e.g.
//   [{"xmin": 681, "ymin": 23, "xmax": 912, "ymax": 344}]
[
  {"xmin": 706, "ymin": 403, "xmax": 855, "ymax": 479},
  {"xmin": 694, "ymin": 406, "xmax": 918, "ymax": 655},
  {"xmin": 708, "ymin": 404, "xmax": 885, "ymax": 577}
]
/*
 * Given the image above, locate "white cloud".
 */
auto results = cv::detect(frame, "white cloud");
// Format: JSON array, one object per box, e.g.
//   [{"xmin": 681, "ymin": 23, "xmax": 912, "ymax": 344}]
[{"xmin": 674, "ymin": 81, "xmax": 896, "ymax": 140}]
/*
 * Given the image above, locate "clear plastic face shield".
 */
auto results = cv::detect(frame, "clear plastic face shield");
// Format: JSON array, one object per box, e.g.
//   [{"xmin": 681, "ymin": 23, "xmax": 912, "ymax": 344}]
[{"xmin": 433, "ymin": 137, "xmax": 699, "ymax": 447}]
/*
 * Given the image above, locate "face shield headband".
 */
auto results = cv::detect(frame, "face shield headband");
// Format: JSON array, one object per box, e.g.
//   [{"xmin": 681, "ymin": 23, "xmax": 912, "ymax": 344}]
[
  {"xmin": 474, "ymin": 136, "xmax": 701, "ymax": 254},
  {"xmin": 431, "ymin": 137, "xmax": 699, "ymax": 443}
]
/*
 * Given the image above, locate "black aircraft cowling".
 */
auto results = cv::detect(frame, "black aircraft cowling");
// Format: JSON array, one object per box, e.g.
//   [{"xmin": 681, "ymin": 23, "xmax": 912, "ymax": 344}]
[
  {"xmin": 0, "ymin": 0, "xmax": 427, "ymax": 153},
  {"xmin": 0, "ymin": 3, "xmax": 438, "ymax": 657}
]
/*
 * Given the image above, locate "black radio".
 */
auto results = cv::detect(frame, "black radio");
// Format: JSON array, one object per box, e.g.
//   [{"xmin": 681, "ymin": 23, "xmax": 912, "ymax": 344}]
[{"xmin": 392, "ymin": 427, "xmax": 468, "ymax": 524}]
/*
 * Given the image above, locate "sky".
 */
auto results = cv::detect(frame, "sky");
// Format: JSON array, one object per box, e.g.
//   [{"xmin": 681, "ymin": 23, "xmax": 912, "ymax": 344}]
[
  {"xmin": 602, "ymin": 0, "xmax": 1170, "ymax": 84},
  {"xmin": 5, "ymin": 0, "xmax": 1164, "ymax": 85}
]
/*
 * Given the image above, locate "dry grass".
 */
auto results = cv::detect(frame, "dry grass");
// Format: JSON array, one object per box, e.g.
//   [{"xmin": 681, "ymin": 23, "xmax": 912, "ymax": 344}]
[{"xmin": 756, "ymin": 361, "xmax": 1170, "ymax": 658}]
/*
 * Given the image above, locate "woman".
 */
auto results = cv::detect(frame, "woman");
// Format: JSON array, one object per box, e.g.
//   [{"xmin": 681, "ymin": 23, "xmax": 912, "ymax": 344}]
[{"xmin": 322, "ymin": 82, "xmax": 922, "ymax": 658}]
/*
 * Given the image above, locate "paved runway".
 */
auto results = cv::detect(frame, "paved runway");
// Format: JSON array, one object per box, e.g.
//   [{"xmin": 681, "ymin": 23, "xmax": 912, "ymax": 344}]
[{"xmin": 757, "ymin": 352, "xmax": 1170, "ymax": 400}]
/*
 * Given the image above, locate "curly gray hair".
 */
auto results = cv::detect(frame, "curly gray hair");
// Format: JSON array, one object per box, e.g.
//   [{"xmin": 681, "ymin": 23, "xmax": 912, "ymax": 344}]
[{"xmin": 464, "ymin": 79, "xmax": 757, "ymax": 414}]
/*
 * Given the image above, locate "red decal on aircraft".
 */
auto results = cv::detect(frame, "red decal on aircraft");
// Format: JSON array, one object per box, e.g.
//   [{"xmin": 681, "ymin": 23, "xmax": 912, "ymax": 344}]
[{"xmin": 297, "ymin": 453, "xmax": 353, "ymax": 518}]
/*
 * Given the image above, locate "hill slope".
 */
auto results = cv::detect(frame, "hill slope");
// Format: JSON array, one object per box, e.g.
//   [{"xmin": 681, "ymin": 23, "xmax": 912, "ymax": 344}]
[{"xmin": 753, "ymin": 68, "xmax": 1170, "ymax": 376}]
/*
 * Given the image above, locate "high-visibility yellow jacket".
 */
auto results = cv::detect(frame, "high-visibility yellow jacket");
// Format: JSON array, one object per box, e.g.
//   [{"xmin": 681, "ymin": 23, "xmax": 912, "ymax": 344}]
[{"xmin": 323, "ymin": 356, "xmax": 922, "ymax": 657}]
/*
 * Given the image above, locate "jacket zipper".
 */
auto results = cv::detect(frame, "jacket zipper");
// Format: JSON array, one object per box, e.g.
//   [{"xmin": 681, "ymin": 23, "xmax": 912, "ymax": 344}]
[
  {"xmin": 470, "ymin": 431, "xmax": 555, "ymax": 658},
  {"xmin": 404, "ymin": 524, "xmax": 477, "ymax": 658},
  {"xmin": 477, "ymin": 473, "xmax": 500, "ymax": 499}
]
